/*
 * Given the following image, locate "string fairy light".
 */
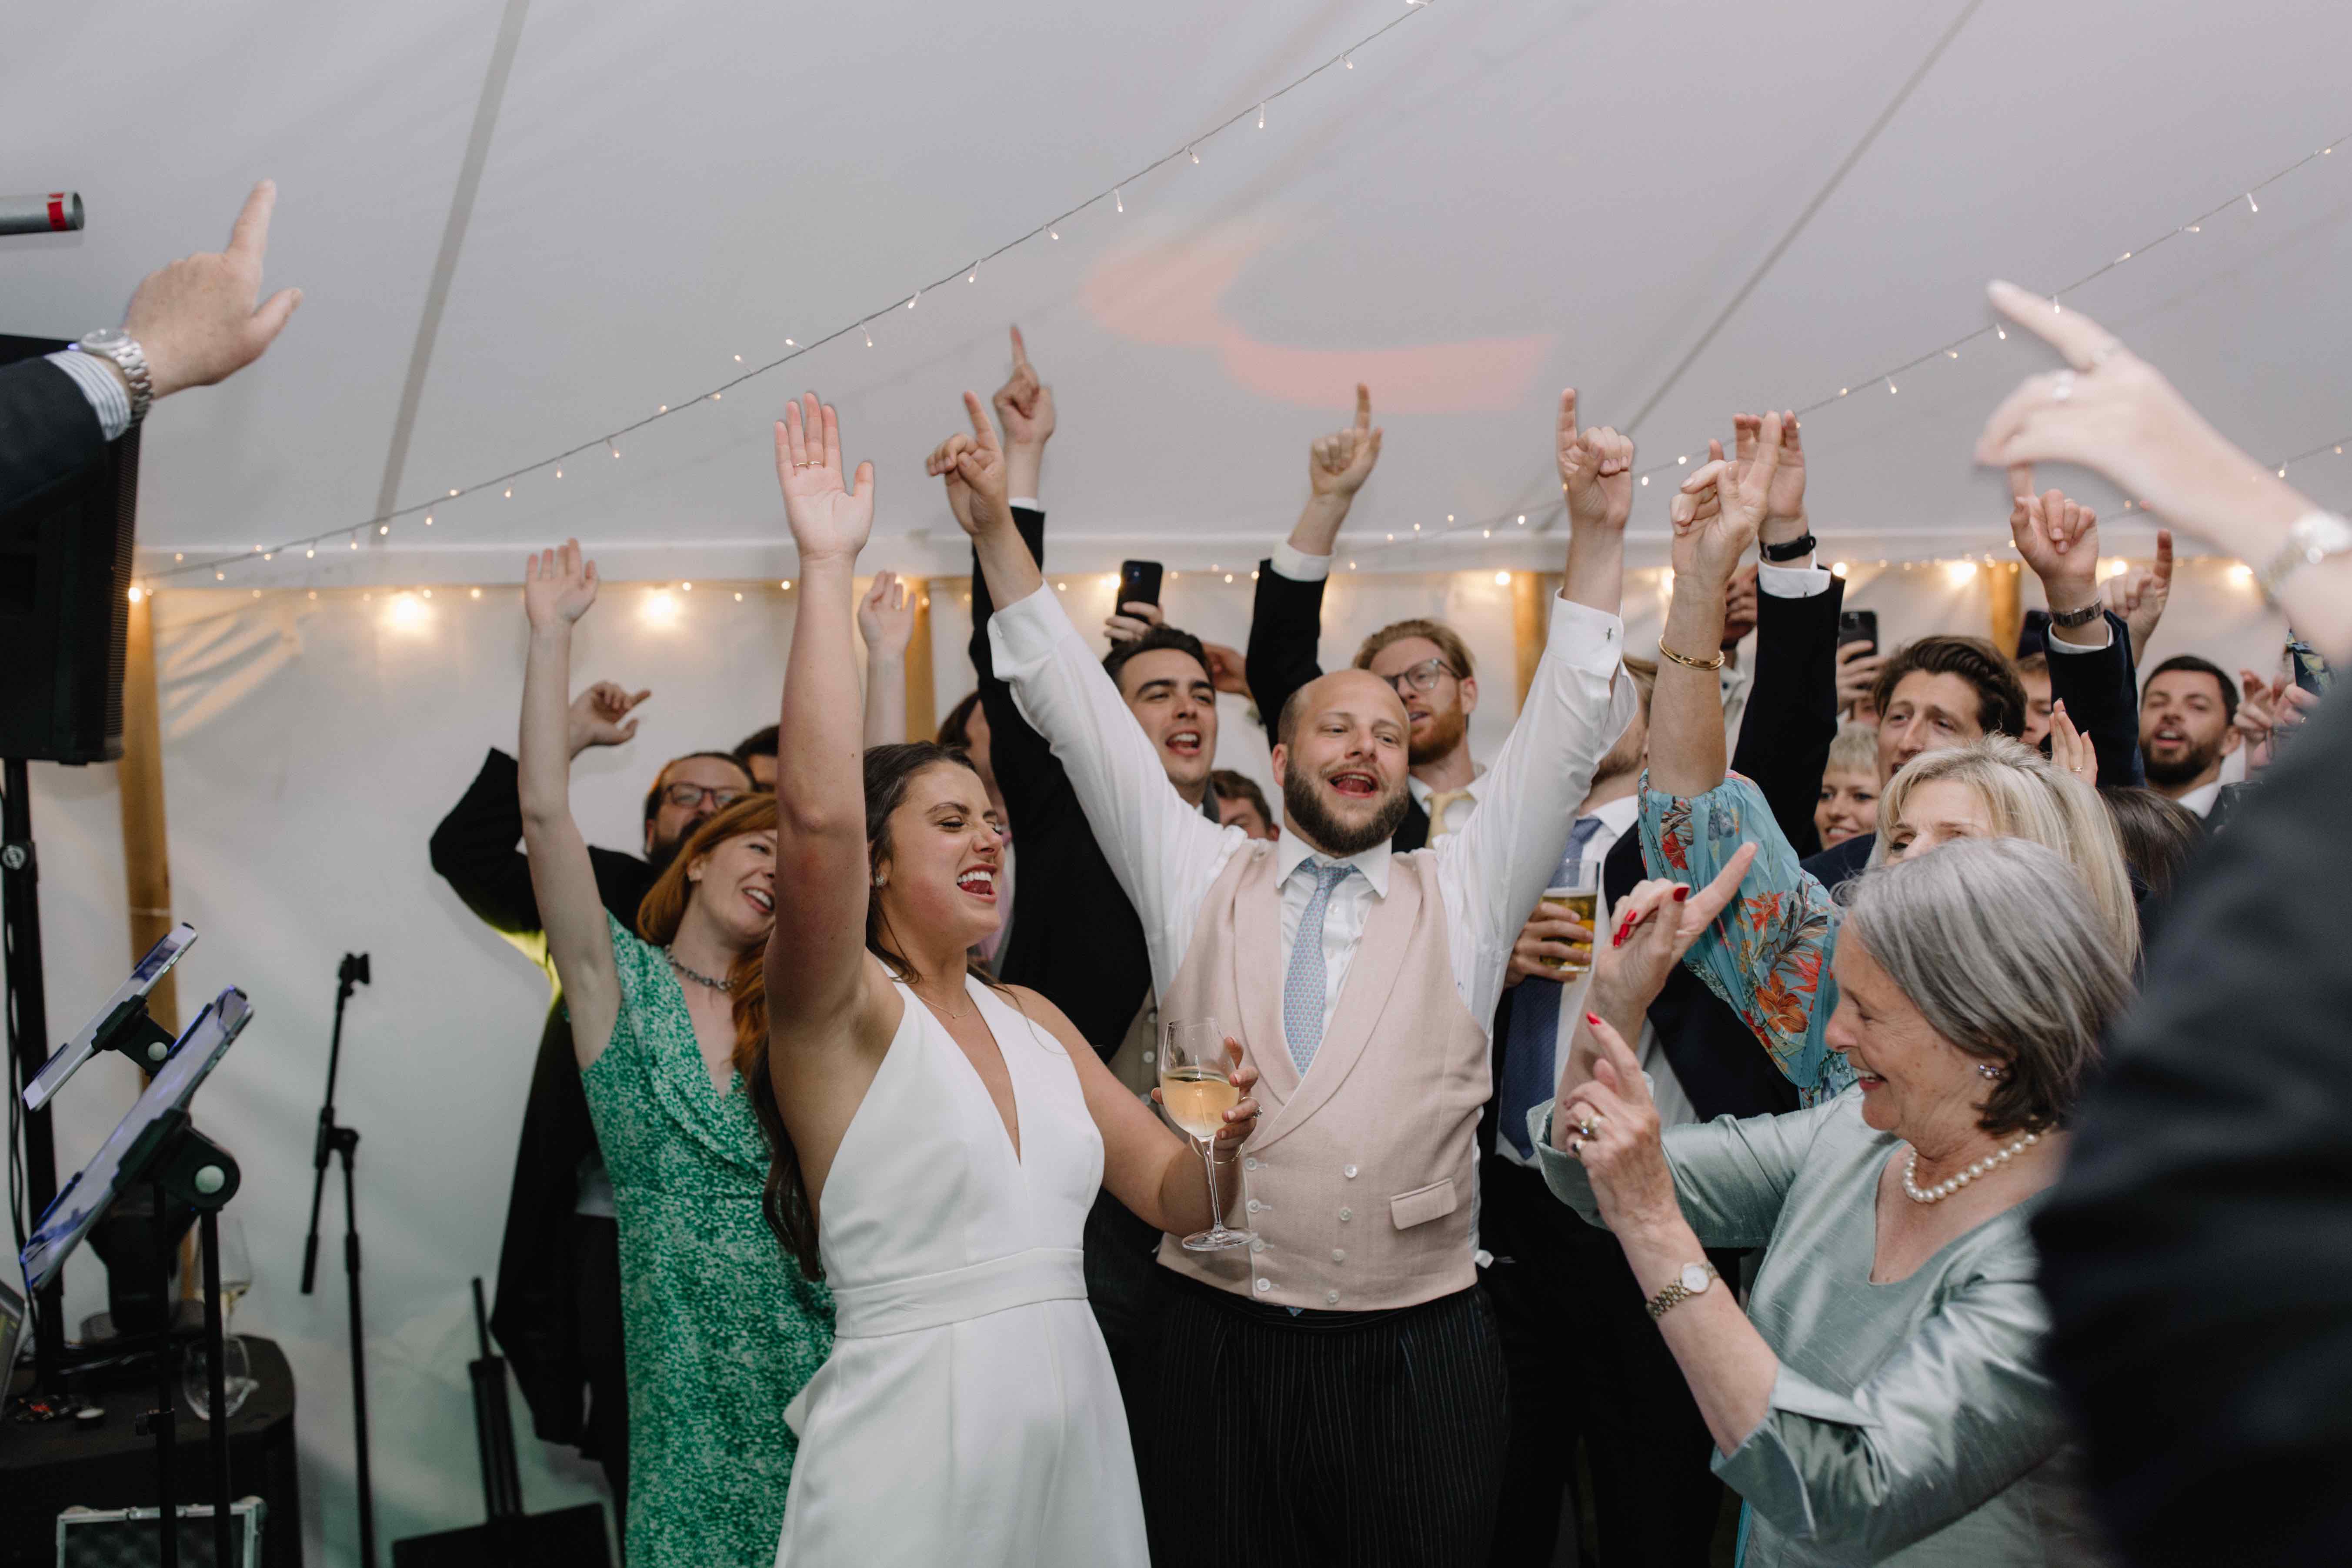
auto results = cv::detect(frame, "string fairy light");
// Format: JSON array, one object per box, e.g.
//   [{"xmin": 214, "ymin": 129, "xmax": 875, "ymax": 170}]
[
  {"xmin": 149, "ymin": 0, "xmax": 1446, "ymax": 587},
  {"xmin": 1346, "ymin": 122, "xmax": 2352, "ymax": 570}
]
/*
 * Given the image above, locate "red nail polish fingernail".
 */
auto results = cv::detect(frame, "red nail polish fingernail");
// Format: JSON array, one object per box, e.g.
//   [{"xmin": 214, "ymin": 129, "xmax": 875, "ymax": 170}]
[
  {"xmin": 1585, "ymin": 1012, "xmax": 1603, "ymax": 1028},
  {"xmin": 1673, "ymin": 886, "xmax": 1691, "ymax": 901}
]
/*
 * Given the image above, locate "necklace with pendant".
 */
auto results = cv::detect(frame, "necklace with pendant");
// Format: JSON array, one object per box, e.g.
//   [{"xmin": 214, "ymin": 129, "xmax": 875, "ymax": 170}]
[
  {"xmin": 1902, "ymin": 1131, "xmax": 2038, "ymax": 1204},
  {"xmin": 917, "ymin": 987, "xmax": 973, "ymax": 1021},
  {"xmin": 665, "ymin": 948, "xmax": 733, "ymax": 993}
]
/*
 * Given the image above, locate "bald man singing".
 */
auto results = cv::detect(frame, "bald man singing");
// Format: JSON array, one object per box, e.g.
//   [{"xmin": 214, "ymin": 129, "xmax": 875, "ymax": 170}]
[{"xmin": 938, "ymin": 390, "xmax": 1637, "ymax": 1565}]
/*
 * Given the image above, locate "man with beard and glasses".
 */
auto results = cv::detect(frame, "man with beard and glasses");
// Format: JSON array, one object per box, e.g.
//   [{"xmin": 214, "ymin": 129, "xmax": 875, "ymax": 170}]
[
  {"xmin": 2138, "ymin": 654, "xmax": 2241, "ymax": 817},
  {"xmin": 429, "ymin": 689, "xmax": 751, "ymax": 1528},
  {"xmin": 953, "ymin": 385, "xmax": 1638, "ymax": 1565}
]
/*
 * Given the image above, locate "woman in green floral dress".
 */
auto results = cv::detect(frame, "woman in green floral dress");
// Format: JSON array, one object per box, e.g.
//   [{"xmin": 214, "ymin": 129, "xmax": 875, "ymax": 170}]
[{"xmin": 514, "ymin": 539, "xmax": 833, "ymax": 1567}]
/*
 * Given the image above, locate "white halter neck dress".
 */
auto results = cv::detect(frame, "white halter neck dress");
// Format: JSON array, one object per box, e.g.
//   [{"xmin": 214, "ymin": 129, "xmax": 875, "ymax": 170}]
[{"xmin": 774, "ymin": 976, "xmax": 1147, "ymax": 1565}]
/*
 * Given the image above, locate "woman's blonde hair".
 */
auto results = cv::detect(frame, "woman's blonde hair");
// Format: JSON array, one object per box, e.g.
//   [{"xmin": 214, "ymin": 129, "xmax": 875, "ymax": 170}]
[
  {"xmin": 1870, "ymin": 736, "xmax": 2138, "ymax": 964},
  {"xmin": 1825, "ymin": 721, "xmax": 1878, "ymax": 779}
]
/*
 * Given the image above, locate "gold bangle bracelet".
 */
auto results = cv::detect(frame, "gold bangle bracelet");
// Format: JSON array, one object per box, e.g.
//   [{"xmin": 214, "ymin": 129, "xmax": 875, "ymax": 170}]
[{"xmin": 1657, "ymin": 641, "xmax": 1726, "ymax": 672}]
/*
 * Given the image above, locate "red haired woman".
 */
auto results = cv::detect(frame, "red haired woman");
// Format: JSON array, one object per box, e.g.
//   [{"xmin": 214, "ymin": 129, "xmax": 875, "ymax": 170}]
[{"xmin": 517, "ymin": 540, "xmax": 832, "ymax": 1568}]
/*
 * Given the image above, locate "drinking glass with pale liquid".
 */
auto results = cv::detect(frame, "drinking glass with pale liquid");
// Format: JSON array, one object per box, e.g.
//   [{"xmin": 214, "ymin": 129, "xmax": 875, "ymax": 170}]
[
  {"xmin": 1544, "ymin": 860, "xmax": 1602, "ymax": 977},
  {"xmin": 1159, "ymin": 1016, "xmax": 1252, "ymax": 1252}
]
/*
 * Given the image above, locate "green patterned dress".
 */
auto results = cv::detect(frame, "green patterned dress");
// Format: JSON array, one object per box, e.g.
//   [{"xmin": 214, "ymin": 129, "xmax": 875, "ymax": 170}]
[{"xmin": 580, "ymin": 914, "xmax": 834, "ymax": 1568}]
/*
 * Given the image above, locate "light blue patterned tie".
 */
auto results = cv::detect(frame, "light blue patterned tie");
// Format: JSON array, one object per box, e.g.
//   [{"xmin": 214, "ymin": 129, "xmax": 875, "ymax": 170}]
[{"xmin": 1283, "ymin": 861, "xmax": 1357, "ymax": 1076}]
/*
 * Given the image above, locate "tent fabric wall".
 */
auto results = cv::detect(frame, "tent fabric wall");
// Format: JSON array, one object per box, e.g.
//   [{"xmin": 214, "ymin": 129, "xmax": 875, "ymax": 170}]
[{"xmin": 8, "ymin": 556, "xmax": 2287, "ymax": 1564}]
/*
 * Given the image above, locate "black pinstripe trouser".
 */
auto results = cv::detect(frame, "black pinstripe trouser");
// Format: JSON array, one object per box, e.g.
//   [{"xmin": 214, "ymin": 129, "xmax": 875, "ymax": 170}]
[{"xmin": 1144, "ymin": 1274, "xmax": 1510, "ymax": 1567}]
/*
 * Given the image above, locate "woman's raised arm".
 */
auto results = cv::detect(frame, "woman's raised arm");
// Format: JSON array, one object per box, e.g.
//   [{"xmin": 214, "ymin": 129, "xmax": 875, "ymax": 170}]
[
  {"xmin": 767, "ymin": 395, "xmax": 886, "ymax": 1048},
  {"xmin": 517, "ymin": 540, "xmax": 623, "ymax": 1068}
]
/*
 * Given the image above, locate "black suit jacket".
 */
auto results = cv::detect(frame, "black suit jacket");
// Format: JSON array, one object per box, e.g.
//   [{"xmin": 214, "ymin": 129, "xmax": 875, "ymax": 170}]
[
  {"xmin": 428, "ymin": 747, "xmax": 652, "ymax": 1450},
  {"xmin": 1802, "ymin": 608, "xmax": 2148, "ymax": 890},
  {"xmin": 2033, "ymin": 687, "xmax": 2352, "ymax": 1566},
  {"xmin": 971, "ymin": 507, "xmax": 1158, "ymax": 1052},
  {"xmin": 0, "ymin": 356, "xmax": 108, "ymax": 515},
  {"xmin": 1609, "ymin": 574, "xmax": 1843, "ymax": 1123},
  {"xmin": 1244, "ymin": 560, "xmax": 1430, "ymax": 850}
]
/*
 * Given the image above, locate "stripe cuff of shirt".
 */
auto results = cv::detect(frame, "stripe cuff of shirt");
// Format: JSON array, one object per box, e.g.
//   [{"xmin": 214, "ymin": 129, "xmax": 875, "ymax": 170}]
[
  {"xmin": 1757, "ymin": 562, "xmax": 1832, "ymax": 598},
  {"xmin": 1270, "ymin": 541, "xmax": 1332, "ymax": 582},
  {"xmin": 47, "ymin": 350, "xmax": 131, "ymax": 441},
  {"xmin": 1009, "ymin": 496, "xmax": 1039, "ymax": 511}
]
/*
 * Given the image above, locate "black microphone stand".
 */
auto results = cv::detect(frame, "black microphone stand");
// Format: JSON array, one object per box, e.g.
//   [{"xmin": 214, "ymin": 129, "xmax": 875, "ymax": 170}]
[{"xmin": 299, "ymin": 951, "xmax": 375, "ymax": 1568}]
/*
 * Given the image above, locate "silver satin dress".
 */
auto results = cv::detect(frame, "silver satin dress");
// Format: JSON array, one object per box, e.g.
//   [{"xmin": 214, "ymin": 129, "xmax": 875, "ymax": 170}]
[{"xmin": 1533, "ymin": 1090, "xmax": 2112, "ymax": 1566}]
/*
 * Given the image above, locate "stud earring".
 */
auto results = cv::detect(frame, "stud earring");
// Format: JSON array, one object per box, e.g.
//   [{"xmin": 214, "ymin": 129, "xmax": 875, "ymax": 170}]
[
  {"xmin": 872, "ymin": 874, "xmax": 887, "ymax": 888},
  {"xmin": 1975, "ymin": 1063, "xmax": 2005, "ymax": 1080}
]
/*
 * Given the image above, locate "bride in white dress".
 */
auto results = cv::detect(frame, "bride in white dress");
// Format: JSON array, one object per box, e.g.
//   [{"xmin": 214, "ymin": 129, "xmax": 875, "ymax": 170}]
[{"xmin": 758, "ymin": 394, "xmax": 1260, "ymax": 1566}]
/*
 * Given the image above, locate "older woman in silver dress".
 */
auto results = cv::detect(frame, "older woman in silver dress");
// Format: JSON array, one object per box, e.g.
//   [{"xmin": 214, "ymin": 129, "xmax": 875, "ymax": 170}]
[{"xmin": 1536, "ymin": 835, "xmax": 2123, "ymax": 1565}]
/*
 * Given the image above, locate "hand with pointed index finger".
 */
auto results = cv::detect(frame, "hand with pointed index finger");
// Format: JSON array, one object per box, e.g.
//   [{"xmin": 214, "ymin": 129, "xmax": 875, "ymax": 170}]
[
  {"xmin": 2007, "ymin": 465, "xmax": 2102, "ymax": 614},
  {"xmin": 2102, "ymin": 529, "xmax": 2173, "ymax": 654},
  {"xmin": 1308, "ymin": 382, "xmax": 1384, "ymax": 501},
  {"xmin": 1558, "ymin": 389, "xmax": 1635, "ymax": 533},
  {"xmin": 123, "ymin": 179, "xmax": 304, "ymax": 399},
  {"xmin": 992, "ymin": 325, "xmax": 1056, "ymax": 451},
  {"xmin": 1671, "ymin": 413, "xmax": 1780, "ymax": 588},
  {"xmin": 1552, "ymin": 1011, "xmax": 1677, "ymax": 1232},
  {"xmin": 1976, "ymin": 282, "xmax": 2321, "ymax": 604},
  {"xmin": 951, "ymin": 390, "xmax": 1011, "ymax": 534}
]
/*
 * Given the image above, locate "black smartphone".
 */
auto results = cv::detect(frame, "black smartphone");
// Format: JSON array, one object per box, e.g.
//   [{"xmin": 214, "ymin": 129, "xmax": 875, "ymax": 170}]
[
  {"xmin": 1837, "ymin": 609, "xmax": 1878, "ymax": 650},
  {"xmin": 2288, "ymin": 637, "xmax": 2332, "ymax": 697},
  {"xmin": 1118, "ymin": 559, "xmax": 1164, "ymax": 611}
]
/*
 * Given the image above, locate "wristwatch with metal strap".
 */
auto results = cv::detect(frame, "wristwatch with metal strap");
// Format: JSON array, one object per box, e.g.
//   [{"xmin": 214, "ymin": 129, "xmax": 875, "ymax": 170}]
[
  {"xmin": 1646, "ymin": 1260, "xmax": 1720, "ymax": 1321},
  {"xmin": 72, "ymin": 327, "xmax": 154, "ymax": 428}
]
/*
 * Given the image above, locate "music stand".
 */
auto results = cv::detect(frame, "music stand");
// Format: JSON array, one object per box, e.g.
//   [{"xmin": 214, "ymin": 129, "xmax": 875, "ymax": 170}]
[
  {"xmin": 21, "ymin": 921, "xmax": 198, "ymax": 1112},
  {"xmin": 21, "ymin": 987, "xmax": 251, "ymax": 1568}
]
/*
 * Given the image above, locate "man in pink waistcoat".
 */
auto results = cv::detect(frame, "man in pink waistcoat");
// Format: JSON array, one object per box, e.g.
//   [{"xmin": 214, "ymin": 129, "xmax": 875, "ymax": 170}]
[{"xmin": 940, "ymin": 388, "xmax": 1638, "ymax": 1565}]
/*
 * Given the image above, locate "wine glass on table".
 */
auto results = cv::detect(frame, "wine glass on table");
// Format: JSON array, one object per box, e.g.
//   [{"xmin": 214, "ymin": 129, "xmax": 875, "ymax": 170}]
[
  {"xmin": 1159, "ymin": 1017, "xmax": 1251, "ymax": 1252},
  {"xmin": 185, "ymin": 1217, "xmax": 259, "ymax": 1421}
]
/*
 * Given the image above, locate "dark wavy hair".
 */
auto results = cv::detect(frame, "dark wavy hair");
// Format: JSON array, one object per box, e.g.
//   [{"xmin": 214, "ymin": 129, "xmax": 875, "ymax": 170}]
[{"xmin": 746, "ymin": 742, "xmax": 1006, "ymax": 1280}]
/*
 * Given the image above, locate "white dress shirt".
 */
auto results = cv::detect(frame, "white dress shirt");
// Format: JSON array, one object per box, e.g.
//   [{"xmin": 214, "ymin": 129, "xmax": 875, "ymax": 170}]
[
  {"xmin": 989, "ymin": 584, "xmax": 1636, "ymax": 1046},
  {"xmin": 2175, "ymin": 779, "xmax": 2224, "ymax": 818}
]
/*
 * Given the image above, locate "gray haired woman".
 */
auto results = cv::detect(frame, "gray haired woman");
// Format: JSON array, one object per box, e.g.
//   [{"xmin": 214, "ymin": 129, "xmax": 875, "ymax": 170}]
[{"xmin": 1538, "ymin": 837, "xmax": 2124, "ymax": 1565}]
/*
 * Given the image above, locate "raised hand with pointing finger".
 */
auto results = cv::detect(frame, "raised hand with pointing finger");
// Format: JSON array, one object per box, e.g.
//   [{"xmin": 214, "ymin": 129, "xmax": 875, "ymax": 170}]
[
  {"xmin": 1558, "ymin": 388, "xmax": 1635, "ymax": 534},
  {"xmin": 121, "ymin": 179, "xmax": 304, "ymax": 401},
  {"xmin": 992, "ymin": 326, "xmax": 1055, "ymax": 497},
  {"xmin": 1310, "ymin": 383, "xmax": 1384, "ymax": 501}
]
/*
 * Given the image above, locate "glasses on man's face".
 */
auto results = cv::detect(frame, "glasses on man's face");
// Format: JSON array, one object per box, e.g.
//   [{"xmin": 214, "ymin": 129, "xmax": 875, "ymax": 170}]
[
  {"xmin": 1381, "ymin": 657, "xmax": 1457, "ymax": 697},
  {"xmin": 663, "ymin": 783, "xmax": 746, "ymax": 811}
]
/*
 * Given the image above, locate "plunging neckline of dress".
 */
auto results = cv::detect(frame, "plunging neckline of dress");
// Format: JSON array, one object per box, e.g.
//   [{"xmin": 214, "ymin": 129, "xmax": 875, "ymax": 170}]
[{"xmin": 918, "ymin": 979, "xmax": 1025, "ymax": 1170}]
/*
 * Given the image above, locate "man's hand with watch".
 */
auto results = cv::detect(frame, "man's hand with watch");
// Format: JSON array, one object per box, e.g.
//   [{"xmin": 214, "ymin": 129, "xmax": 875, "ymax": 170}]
[
  {"xmin": 2007, "ymin": 469, "xmax": 2110, "ymax": 646},
  {"xmin": 70, "ymin": 178, "xmax": 300, "ymax": 430}
]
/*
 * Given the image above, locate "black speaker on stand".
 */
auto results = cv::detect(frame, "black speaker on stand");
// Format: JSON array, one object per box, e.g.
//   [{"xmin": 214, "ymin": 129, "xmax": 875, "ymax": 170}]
[{"xmin": 1, "ymin": 331, "xmax": 143, "ymax": 1402}]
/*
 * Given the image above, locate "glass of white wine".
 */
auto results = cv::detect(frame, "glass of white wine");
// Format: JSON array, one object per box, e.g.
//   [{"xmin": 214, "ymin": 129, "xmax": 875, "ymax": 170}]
[
  {"xmin": 1159, "ymin": 1017, "xmax": 1251, "ymax": 1253},
  {"xmin": 185, "ymin": 1218, "xmax": 259, "ymax": 1421}
]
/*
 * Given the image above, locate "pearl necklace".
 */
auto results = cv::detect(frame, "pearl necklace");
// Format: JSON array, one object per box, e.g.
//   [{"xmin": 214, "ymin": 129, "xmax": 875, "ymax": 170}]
[
  {"xmin": 665, "ymin": 948, "xmax": 733, "ymax": 993},
  {"xmin": 1902, "ymin": 1131, "xmax": 2039, "ymax": 1204}
]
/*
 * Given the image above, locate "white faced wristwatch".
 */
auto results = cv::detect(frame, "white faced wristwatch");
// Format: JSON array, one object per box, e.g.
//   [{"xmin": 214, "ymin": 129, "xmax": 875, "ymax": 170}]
[{"xmin": 1646, "ymin": 1260, "xmax": 1720, "ymax": 1321}]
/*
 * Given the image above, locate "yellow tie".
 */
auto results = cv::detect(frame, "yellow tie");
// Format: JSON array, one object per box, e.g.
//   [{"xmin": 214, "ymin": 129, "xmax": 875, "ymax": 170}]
[{"xmin": 1424, "ymin": 788, "xmax": 1476, "ymax": 840}]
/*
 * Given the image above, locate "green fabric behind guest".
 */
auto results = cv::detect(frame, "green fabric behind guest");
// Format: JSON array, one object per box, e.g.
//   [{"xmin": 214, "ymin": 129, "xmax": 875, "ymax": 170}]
[
  {"xmin": 582, "ymin": 913, "xmax": 834, "ymax": 1568},
  {"xmin": 1534, "ymin": 1092, "xmax": 2109, "ymax": 1566}
]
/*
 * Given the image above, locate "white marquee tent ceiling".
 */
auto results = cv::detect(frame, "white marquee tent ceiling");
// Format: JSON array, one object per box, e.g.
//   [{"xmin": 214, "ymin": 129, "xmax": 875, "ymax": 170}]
[{"xmin": 8, "ymin": 0, "xmax": 2351, "ymax": 589}]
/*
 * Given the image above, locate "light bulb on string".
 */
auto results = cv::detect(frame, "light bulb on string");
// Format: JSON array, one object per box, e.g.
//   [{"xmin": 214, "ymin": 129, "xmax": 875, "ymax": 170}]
[
  {"xmin": 1997, "ymin": 325, "xmax": 2006, "ymax": 339},
  {"xmin": 504, "ymin": 487, "xmax": 512, "ymax": 498},
  {"xmin": 1887, "ymin": 378, "xmax": 1898, "ymax": 394},
  {"xmin": 734, "ymin": 354, "xmax": 742, "ymax": 363},
  {"xmin": 864, "ymin": 326, "xmax": 873, "ymax": 347},
  {"xmin": 609, "ymin": 440, "xmax": 621, "ymax": 458},
  {"xmin": 2246, "ymin": 193, "xmax": 2259, "ymax": 213},
  {"xmin": 1947, "ymin": 349, "xmax": 1960, "ymax": 359},
  {"xmin": 785, "ymin": 338, "xmax": 795, "ymax": 347},
  {"xmin": 1115, "ymin": 189, "xmax": 1123, "ymax": 213},
  {"xmin": 555, "ymin": 467, "xmax": 562, "ymax": 478},
  {"xmin": 426, "ymin": 513, "xmax": 434, "ymax": 526},
  {"xmin": 1344, "ymin": 52, "xmax": 1353, "ymax": 67},
  {"xmin": 1049, "ymin": 227, "xmax": 1059, "ymax": 240},
  {"xmin": 906, "ymin": 291, "xmax": 918, "ymax": 310},
  {"xmin": 379, "ymin": 524, "xmax": 390, "ymax": 535},
  {"xmin": 967, "ymin": 265, "xmax": 977, "ymax": 283},
  {"xmin": 1189, "ymin": 146, "xmax": 1199, "ymax": 164}
]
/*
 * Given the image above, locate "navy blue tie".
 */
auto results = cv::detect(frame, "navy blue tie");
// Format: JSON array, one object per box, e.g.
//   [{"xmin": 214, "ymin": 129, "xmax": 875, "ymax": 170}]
[{"xmin": 1498, "ymin": 816, "xmax": 1608, "ymax": 1158}]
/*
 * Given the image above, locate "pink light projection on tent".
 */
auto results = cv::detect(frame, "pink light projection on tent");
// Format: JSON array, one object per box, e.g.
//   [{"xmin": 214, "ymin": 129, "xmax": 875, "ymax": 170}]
[{"xmin": 1085, "ymin": 226, "xmax": 1551, "ymax": 413}]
